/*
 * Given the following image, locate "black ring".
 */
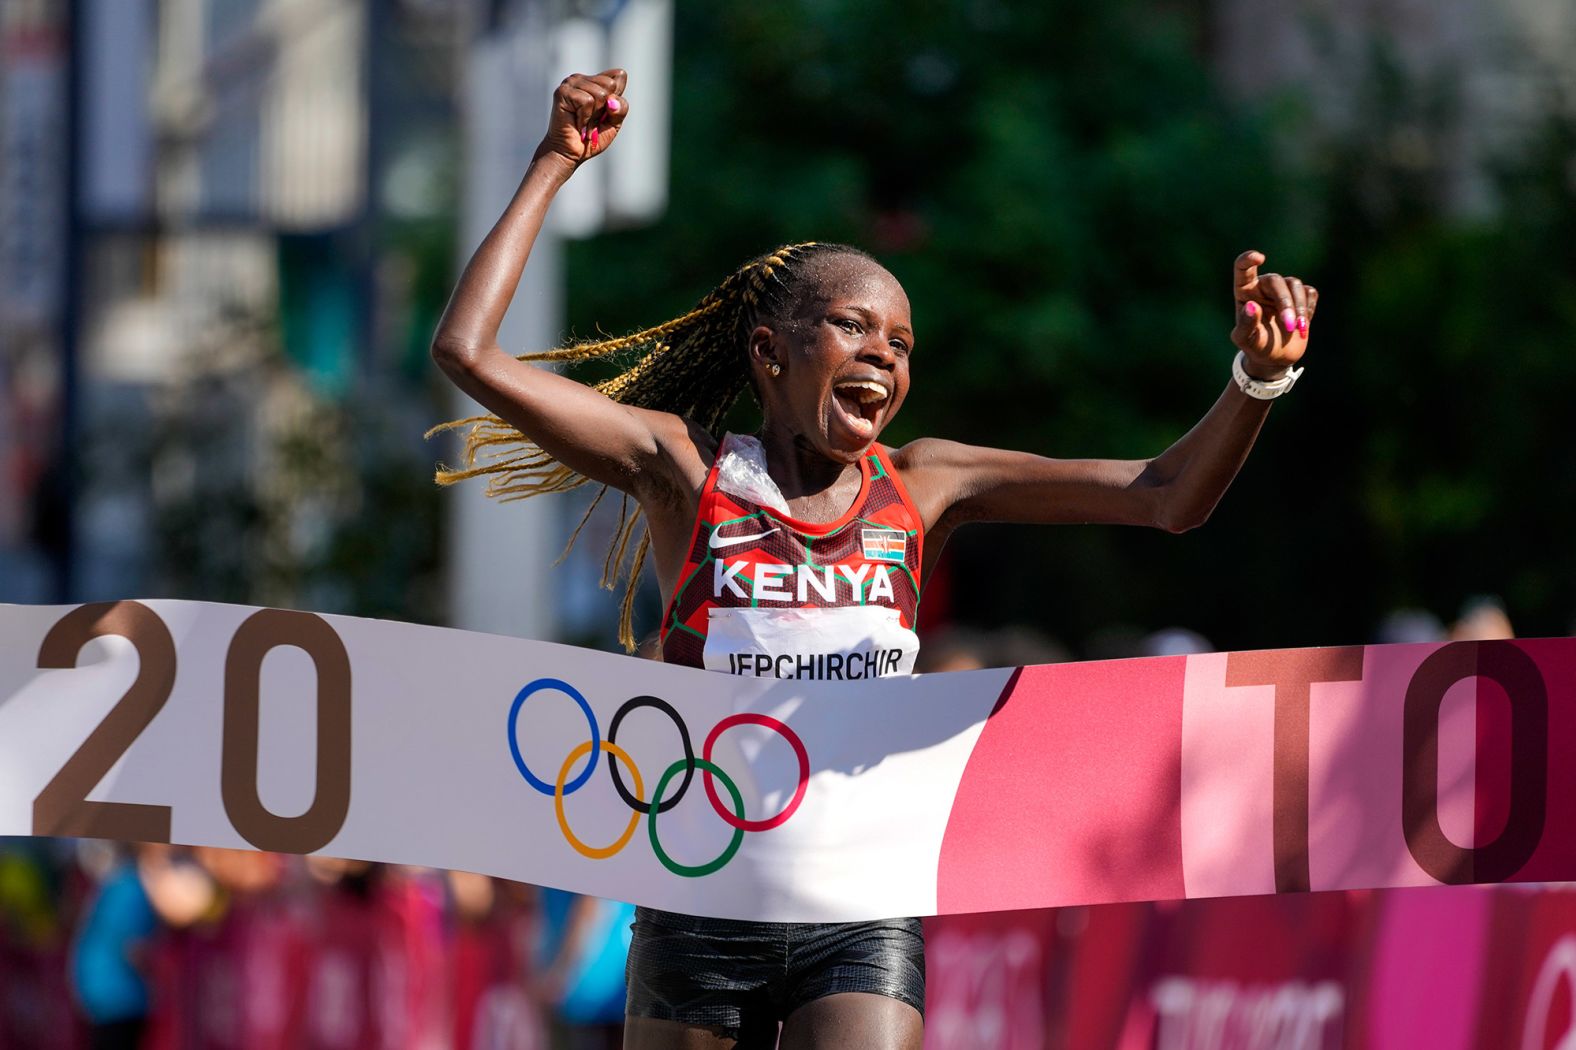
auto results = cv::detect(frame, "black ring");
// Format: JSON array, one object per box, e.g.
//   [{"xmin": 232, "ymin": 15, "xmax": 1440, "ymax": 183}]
[{"xmin": 606, "ymin": 696, "xmax": 694, "ymax": 814}]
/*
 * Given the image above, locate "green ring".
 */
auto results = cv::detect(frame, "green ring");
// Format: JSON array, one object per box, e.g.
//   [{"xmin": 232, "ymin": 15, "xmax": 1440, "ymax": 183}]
[{"xmin": 648, "ymin": 758, "xmax": 745, "ymax": 878}]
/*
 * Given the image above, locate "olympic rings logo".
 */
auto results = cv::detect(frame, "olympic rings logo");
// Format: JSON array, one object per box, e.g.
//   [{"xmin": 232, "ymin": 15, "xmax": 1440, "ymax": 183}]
[{"xmin": 506, "ymin": 678, "xmax": 810, "ymax": 877}]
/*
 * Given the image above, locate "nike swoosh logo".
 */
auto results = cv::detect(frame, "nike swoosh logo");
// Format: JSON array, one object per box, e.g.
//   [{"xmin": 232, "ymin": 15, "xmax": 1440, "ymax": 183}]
[{"xmin": 709, "ymin": 527, "xmax": 780, "ymax": 550}]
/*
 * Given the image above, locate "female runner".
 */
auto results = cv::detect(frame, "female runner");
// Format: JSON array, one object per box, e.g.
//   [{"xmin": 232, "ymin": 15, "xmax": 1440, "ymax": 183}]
[{"xmin": 431, "ymin": 70, "xmax": 1317, "ymax": 1050}]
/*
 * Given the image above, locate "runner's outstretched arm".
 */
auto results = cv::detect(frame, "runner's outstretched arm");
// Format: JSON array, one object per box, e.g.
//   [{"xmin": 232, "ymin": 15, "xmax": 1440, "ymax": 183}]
[{"xmin": 896, "ymin": 251, "xmax": 1314, "ymax": 535}]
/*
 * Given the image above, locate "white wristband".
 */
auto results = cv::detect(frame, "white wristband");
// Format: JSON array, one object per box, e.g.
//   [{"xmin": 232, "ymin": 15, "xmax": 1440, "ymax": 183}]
[{"xmin": 1232, "ymin": 351, "xmax": 1303, "ymax": 400}]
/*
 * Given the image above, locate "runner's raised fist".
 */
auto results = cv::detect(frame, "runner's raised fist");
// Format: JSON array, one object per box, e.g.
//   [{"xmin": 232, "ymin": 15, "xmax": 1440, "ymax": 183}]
[
  {"xmin": 1230, "ymin": 250, "xmax": 1317, "ymax": 379},
  {"xmin": 540, "ymin": 69, "xmax": 629, "ymax": 169}
]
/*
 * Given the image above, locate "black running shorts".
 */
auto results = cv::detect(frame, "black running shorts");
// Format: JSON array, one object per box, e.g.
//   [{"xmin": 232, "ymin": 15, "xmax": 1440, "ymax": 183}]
[{"xmin": 624, "ymin": 907, "xmax": 926, "ymax": 1039}]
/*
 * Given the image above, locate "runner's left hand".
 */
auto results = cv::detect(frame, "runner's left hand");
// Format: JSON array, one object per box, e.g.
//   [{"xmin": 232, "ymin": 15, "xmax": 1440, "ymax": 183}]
[{"xmin": 1230, "ymin": 250, "xmax": 1315, "ymax": 380}]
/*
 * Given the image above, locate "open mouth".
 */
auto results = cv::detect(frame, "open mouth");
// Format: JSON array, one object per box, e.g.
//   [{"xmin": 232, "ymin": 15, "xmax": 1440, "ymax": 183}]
[{"xmin": 831, "ymin": 379, "xmax": 890, "ymax": 440}]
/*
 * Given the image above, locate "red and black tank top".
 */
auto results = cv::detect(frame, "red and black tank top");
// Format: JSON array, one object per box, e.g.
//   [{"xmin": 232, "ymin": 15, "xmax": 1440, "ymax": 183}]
[{"xmin": 660, "ymin": 434, "xmax": 924, "ymax": 679}]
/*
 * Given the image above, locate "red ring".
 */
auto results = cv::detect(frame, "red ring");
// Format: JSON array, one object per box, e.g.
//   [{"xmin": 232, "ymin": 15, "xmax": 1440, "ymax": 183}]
[{"xmin": 702, "ymin": 714, "xmax": 810, "ymax": 832}]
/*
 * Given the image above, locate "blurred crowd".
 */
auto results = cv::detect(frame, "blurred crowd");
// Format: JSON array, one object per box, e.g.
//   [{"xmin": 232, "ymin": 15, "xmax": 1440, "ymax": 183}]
[
  {"xmin": 0, "ymin": 596, "xmax": 1523, "ymax": 1050},
  {"xmin": 0, "ymin": 840, "xmax": 633, "ymax": 1050}
]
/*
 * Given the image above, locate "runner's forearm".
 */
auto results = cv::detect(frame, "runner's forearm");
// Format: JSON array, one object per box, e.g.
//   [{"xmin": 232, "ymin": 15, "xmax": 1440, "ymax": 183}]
[
  {"xmin": 1142, "ymin": 379, "xmax": 1275, "ymax": 532},
  {"xmin": 430, "ymin": 150, "xmax": 576, "ymax": 371}
]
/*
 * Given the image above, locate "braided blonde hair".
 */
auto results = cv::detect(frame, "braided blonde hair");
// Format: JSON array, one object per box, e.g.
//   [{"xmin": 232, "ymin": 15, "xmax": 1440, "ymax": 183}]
[{"xmin": 429, "ymin": 241, "xmax": 874, "ymax": 650}]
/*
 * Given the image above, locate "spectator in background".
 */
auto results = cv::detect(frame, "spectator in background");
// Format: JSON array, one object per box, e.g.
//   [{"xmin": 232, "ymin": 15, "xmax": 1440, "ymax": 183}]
[
  {"xmin": 448, "ymin": 871, "xmax": 545, "ymax": 1050},
  {"xmin": 1451, "ymin": 596, "xmax": 1515, "ymax": 641},
  {"xmin": 916, "ymin": 624, "xmax": 1068, "ymax": 673},
  {"xmin": 914, "ymin": 626, "xmax": 993, "ymax": 673},
  {"xmin": 1139, "ymin": 627, "xmax": 1213, "ymax": 657},
  {"xmin": 70, "ymin": 844, "xmax": 215, "ymax": 1050},
  {"xmin": 994, "ymin": 625, "xmax": 1072, "ymax": 667},
  {"xmin": 0, "ymin": 839, "xmax": 68, "ymax": 952},
  {"xmin": 69, "ymin": 845, "xmax": 153, "ymax": 1050},
  {"xmin": 534, "ymin": 890, "xmax": 635, "ymax": 1050},
  {"xmin": 1376, "ymin": 608, "xmax": 1447, "ymax": 645},
  {"xmin": 1085, "ymin": 625, "xmax": 1147, "ymax": 661},
  {"xmin": 129, "ymin": 844, "xmax": 216, "ymax": 929},
  {"xmin": 191, "ymin": 845, "xmax": 284, "ymax": 899},
  {"xmin": 1, "ymin": 840, "xmax": 82, "ymax": 1046}
]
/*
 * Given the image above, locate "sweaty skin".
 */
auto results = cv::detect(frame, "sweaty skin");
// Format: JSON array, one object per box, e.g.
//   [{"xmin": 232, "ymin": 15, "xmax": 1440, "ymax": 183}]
[{"xmin": 431, "ymin": 70, "xmax": 1317, "ymax": 1050}]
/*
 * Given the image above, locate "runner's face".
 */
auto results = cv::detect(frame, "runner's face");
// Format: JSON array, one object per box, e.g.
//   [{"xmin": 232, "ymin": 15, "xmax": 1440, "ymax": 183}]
[{"xmin": 759, "ymin": 256, "xmax": 914, "ymax": 461}]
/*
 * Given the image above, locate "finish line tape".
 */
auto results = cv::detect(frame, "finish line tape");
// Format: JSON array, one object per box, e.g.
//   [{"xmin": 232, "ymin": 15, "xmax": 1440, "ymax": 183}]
[{"xmin": 1, "ymin": 600, "xmax": 1571, "ymax": 921}]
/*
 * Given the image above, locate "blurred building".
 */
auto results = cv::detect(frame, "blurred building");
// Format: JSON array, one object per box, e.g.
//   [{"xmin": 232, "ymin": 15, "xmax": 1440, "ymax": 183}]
[
  {"xmin": 2, "ymin": 0, "xmax": 463, "ymax": 613},
  {"xmin": 0, "ymin": 0, "xmax": 672, "ymax": 639},
  {"xmin": 0, "ymin": 0, "xmax": 69, "ymax": 601}
]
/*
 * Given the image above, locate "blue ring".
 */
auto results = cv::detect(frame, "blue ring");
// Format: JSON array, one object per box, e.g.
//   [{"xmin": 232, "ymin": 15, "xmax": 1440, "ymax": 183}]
[{"xmin": 508, "ymin": 678, "xmax": 600, "ymax": 795}]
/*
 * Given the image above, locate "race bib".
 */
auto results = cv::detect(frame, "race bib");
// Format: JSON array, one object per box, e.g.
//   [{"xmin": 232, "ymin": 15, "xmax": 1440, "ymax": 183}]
[{"xmin": 703, "ymin": 606, "xmax": 919, "ymax": 681}]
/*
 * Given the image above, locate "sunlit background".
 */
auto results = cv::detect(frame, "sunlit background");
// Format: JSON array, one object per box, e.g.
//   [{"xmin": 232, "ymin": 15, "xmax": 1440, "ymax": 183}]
[{"xmin": 3, "ymin": 0, "xmax": 1575, "ymax": 1046}]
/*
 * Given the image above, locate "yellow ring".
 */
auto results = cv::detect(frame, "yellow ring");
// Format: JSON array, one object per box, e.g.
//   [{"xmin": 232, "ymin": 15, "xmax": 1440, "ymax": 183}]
[{"xmin": 555, "ymin": 740, "xmax": 643, "ymax": 860}]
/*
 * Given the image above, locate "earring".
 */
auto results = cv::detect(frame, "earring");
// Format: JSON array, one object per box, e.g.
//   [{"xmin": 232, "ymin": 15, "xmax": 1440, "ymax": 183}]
[{"xmin": 769, "ymin": 363, "xmax": 781, "ymax": 376}]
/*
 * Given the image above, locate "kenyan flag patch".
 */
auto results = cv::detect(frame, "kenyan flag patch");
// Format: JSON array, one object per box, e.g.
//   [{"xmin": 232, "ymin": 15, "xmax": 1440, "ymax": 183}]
[{"xmin": 861, "ymin": 528, "xmax": 908, "ymax": 563}]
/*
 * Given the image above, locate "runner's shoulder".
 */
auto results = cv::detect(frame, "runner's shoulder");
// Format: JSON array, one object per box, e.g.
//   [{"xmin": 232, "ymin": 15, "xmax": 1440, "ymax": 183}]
[
  {"xmin": 886, "ymin": 436, "xmax": 979, "ymax": 475},
  {"xmin": 885, "ymin": 437, "xmax": 983, "ymax": 522}
]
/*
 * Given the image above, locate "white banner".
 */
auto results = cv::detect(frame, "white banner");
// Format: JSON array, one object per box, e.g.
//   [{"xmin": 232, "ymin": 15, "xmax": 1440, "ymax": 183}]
[
  {"xmin": 6, "ymin": 601, "xmax": 1575, "ymax": 922},
  {"xmin": 0, "ymin": 600, "xmax": 1004, "ymax": 922}
]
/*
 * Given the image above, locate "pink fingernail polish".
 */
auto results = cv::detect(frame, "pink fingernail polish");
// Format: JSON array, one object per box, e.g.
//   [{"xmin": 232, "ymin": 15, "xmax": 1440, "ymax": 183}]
[
  {"xmin": 590, "ymin": 127, "xmax": 599, "ymax": 148},
  {"xmin": 606, "ymin": 97, "xmax": 621, "ymax": 113},
  {"xmin": 1281, "ymin": 309, "xmax": 1297, "ymax": 333},
  {"xmin": 1244, "ymin": 301, "xmax": 1259, "ymax": 318},
  {"xmin": 1298, "ymin": 317, "xmax": 1309, "ymax": 337}
]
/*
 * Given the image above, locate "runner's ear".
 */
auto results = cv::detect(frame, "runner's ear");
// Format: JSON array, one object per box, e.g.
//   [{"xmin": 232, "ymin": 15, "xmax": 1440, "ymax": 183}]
[{"xmin": 747, "ymin": 324, "xmax": 780, "ymax": 375}]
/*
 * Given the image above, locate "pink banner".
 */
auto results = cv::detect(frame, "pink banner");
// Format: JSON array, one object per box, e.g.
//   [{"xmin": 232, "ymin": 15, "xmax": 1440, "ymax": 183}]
[{"xmin": 938, "ymin": 639, "xmax": 1576, "ymax": 911}]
